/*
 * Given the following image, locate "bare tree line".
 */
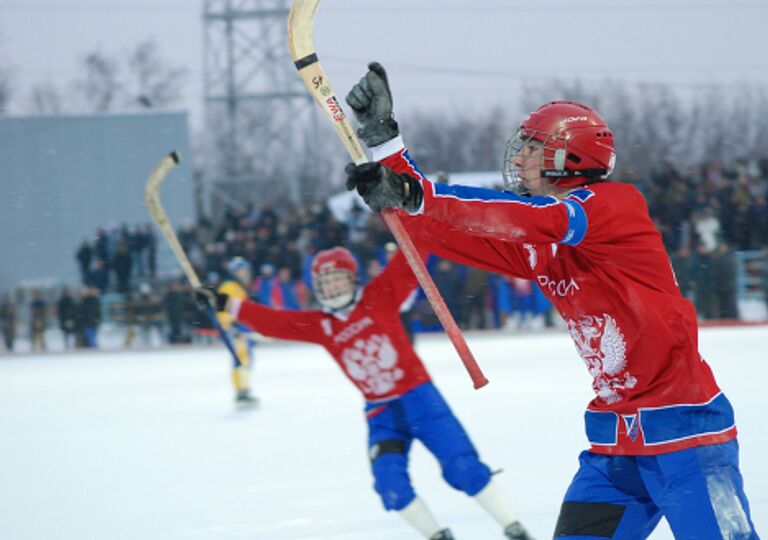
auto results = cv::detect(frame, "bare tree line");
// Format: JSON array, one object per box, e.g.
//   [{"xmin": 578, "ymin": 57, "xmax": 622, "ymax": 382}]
[
  {"xmin": 402, "ymin": 79, "xmax": 768, "ymax": 180},
  {"xmin": 0, "ymin": 39, "xmax": 187, "ymax": 116}
]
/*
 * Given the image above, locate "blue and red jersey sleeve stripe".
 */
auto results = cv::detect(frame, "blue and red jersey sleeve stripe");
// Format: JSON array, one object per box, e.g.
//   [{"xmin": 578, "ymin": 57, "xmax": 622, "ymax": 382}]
[{"xmin": 373, "ymin": 135, "xmax": 588, "ymax": 246}]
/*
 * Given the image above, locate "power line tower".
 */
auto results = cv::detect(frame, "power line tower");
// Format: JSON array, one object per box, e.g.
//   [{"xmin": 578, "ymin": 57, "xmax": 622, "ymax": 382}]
[{"xmin": 203, "ymin": 0, "xmax": 316, "ymax": 213}]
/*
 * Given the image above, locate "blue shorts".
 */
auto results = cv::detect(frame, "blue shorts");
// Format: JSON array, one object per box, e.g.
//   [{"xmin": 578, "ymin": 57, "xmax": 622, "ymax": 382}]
[
  {"xmin": 555, "ymin": 439, "xmax": 760, "ymax": 539},
  {"xmin": 365, "ymin": 382, "xmax": 491, "ymax": 511}
]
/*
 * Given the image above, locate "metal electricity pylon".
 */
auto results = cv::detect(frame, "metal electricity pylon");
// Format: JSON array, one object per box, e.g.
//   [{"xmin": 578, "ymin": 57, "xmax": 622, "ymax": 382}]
[{"xmin": 203, "ymin": 0, "xmax": 317, "ymax": 211}]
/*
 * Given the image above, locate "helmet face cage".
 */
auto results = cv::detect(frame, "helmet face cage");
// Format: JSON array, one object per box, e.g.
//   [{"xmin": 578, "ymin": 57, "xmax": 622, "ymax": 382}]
[
  {"xmin": 312, "ymin": 269, "xmax": 358, "ymax": 310},
  {"xmin": 502, "ymin": 128, "xmax": 568, "ymax": 194}
]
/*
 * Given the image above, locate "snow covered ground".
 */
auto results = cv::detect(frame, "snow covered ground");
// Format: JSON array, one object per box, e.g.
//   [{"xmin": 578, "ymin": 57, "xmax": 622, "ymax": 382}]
[{"xmin": 1, "ymin": 326, "xmax": 766, "ymax": 539}]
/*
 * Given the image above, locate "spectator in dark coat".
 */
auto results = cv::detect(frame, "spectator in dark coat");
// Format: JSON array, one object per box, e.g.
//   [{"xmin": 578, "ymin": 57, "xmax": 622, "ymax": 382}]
[
  {"xmin": 90, "ymin": 260, "xmax": 109, "ymax": 294},
  {"xmin": 181, "ymin": 282, "xmax": 198, "ymax": 341},
  {"xmin": 163, "ymin": 281, "xmax": 187, "ymax": 344},
  {"xmin": 94, "ymin": 228, "xmax": 110, "ymax": 269},
  {"xmin": 112, "ymin": 242, "xmax": 133, "ymax": 294},
  {"xmin": 710, "ymin": 242, "xmax": 739, "ymax": 319},
  {"xmin": 77, "ymin": 288, "xmax": 102, "ymax": 348},
  {"xmin": 128, "ymin": 225, "xmax": 146, "ymax": 278},
  {"xmin": 146, "ymin": 225, "xmax": 157, "ymax": 278},
  {"xmin": 177, "ymin": 221, "xmax": 194, "ymax": 251},
  {"xmin": 691, "ymin": 242, "xmax": 715, "ymax": 320},
  {"xmin": 56, "ymin": 287, "xmax": 77, "ymax": 349},
  {"xmin": 670, "ymin": 245, "xmax": 696, "ymax": 301},
  {"xmin": 76, "ymin": 240, "xmax": 93, "ymax": 286},
  {"xmin": 0, "ymin": 296, "xmax": 16, "ymax": 352}
]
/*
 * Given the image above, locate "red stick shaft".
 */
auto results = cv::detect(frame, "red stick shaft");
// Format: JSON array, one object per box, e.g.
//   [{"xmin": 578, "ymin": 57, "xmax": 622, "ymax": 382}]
[{"xmin": 382, "ymin": 209, "xmax": 489, "ymax": 389}]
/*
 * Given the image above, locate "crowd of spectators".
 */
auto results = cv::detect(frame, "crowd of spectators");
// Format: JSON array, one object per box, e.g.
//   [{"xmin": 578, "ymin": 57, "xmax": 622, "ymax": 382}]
[
  {"xmin": 75, "ymin": 224, "xmax": 157, "ymax": 294},
  {"xmin": 1, "ymin": 157, "xmax": 767, "ymax": 353},
  {"xmin": 633, "ymin": 158, "xmax": 768, "ymax": 319},
  {"xmin": 0, "ymin": 287, "xmax": 103, "ymax": 352}
]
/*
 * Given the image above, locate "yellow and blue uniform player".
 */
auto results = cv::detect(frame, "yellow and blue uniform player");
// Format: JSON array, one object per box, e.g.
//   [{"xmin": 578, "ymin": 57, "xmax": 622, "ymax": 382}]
[{"xmin": 218, "ymin": 257, "xmax": 258, "ymax": 405}]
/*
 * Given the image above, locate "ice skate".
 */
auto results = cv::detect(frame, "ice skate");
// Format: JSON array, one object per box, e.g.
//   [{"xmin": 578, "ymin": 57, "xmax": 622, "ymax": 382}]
[
  {"xmin": 504, "ymin": 520, "xmax": 533, "ymax": 540},
  {"xmin": 429, "ymin": 528, "xmax": 455, "ymax": 540},
  {"xmin": 235, "ymin": 390, "xmax": 259, "ymax": 408}
]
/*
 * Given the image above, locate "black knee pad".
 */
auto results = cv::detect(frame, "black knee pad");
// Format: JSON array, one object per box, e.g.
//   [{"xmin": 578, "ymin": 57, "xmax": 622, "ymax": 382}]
[
  {"xmin": 369, "ymin": 439, "xmax": 406, "ymax": 461},
  {"xmin": 554, "ymin": 501, "xmax": 626, "ymax": 538}
]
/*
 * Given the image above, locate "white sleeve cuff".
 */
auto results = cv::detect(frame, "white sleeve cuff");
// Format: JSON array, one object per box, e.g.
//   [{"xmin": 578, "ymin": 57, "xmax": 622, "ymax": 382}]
[
  {"xmin": 371, "ymin": 135, "xmax": 405, "ymax": 161},
  {"xmin": 227, "ymin": 297, "xmax": 243, "ymax": 319},
  {"xmin": 407, "ymin": 178, "xmax": 430, "ymax": 215}
]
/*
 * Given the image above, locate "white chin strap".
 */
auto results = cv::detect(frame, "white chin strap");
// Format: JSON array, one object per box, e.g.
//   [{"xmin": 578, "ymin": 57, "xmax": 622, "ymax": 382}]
[{"xmin": 320, "ymin": 291, "xmax": 355, "ymax": 310}]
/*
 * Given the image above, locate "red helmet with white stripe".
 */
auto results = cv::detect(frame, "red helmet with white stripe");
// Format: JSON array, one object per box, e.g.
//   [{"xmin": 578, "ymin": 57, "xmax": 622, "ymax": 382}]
[
  {"xmin": 311, "ymin": 247, "xmax": 359, "ymax": 310},
  {"xmin": 503, "ymin": 101, "xmax": 616, "ymax": 191}
]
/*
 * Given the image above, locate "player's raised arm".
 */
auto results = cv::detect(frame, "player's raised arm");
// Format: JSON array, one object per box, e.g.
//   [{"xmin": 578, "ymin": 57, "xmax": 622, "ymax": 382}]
[
  {"xmin": 344, "ymin": 63, "xmax": 580, "ymax": 247},
  {"xmin": 194, "ymin": 287, "xmax": 324, "ymax": 344},
  {"xmin": 347, "ymin": 162, "xmax": 574, "ymax": 245}
]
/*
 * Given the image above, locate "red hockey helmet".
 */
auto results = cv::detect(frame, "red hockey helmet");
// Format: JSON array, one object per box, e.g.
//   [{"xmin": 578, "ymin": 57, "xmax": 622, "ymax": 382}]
[
  {"xmin": 503, "ymin": 101, "xmax": 616, "ymax": 191},
  {"xmin": 311, "ymin": 247, "xmax": 359, "ymax": 310}
]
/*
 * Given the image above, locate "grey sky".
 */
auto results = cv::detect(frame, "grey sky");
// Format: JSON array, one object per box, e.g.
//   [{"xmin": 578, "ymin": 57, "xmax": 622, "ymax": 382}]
[{"xmin": 2, "ymin": 0, "xmax": 768, "ymax": 128}]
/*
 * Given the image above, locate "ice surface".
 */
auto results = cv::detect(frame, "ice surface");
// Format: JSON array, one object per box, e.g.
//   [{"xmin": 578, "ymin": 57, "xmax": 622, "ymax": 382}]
[{"xmin": 1, "ymin": 327, "xmax": 765, "ymax": 539}]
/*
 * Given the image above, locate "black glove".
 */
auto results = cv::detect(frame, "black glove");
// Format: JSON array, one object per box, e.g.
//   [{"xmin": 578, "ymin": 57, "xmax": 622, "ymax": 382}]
[
  {"xmin": 345, "ymin": 62, "xmax": 399, "ymax": 147},
  {"xmin": 194, "ymin": 286, "xmax": 229, "ymax": 312},
  {"xmin": 345, "ymin": 162, "xmax": 423, "ymax": 213}
]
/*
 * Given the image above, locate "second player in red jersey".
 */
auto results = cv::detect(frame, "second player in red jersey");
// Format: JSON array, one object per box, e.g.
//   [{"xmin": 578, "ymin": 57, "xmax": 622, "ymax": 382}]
[{"xmin": 196, "ymin": 246, "xmax": 532, "ymax": 540}]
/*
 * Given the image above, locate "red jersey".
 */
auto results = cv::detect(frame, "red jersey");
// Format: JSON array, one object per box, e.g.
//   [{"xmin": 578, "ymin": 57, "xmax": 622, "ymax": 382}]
[
  {"xmin": 230, "ymin": 250, "xmax": 431, "ymax": 402},
  {"xmin": 373, "ymin": 136, "xmax": 736, "ymax": 456}
]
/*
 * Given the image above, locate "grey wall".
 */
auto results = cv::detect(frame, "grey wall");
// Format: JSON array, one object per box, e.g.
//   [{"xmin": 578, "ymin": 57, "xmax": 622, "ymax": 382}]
[{"xmin": 0, "ymin": 111, "xmax": 193, "ymax": 292}]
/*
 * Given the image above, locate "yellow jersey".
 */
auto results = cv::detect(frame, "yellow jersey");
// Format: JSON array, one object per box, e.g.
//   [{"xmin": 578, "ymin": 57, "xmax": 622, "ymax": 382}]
[{"xmin": 217, "ymin": 280, "xmax": 249, "ymax": 329}]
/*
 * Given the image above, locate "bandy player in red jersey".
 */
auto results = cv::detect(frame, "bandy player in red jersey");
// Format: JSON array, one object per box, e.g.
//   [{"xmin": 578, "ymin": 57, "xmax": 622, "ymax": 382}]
[
  {"xmin": 196, "ymin": 247, "xmax": 533, "ymax": 540},
  {"xmin": 344, "ymin": 63, "xmax": 759, "ymax": 539}
]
